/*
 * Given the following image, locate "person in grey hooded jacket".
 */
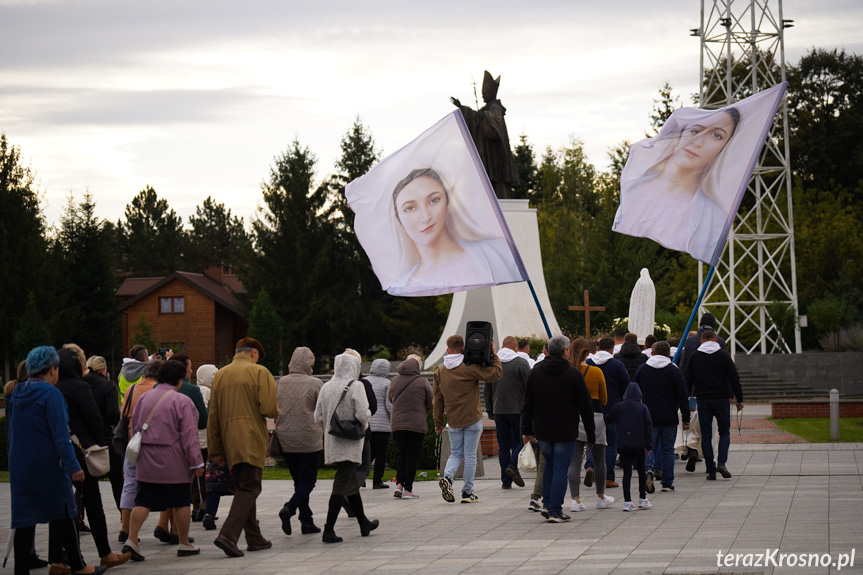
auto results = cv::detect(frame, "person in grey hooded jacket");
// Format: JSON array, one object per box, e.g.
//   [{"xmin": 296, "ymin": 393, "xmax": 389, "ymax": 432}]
[
  {"xmin": 314, "ymin": 353, "xmax": 378, "ymax": 543},
  {"xmin": 366, "ymin": 359, "xmax": 393, "ymax": 489}
]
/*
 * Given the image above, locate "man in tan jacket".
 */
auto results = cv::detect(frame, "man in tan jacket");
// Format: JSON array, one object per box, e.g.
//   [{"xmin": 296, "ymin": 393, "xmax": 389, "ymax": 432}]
[
  {"xmin": 434, "ymin": 334, "xmax": 502, "ymax": 504},
  {"xmin": 208, "ymin": 337, "xmax": 279, "ymax": 557}
]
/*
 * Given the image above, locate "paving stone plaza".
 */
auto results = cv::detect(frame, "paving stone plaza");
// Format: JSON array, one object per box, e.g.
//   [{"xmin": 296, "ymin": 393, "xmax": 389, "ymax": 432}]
[{"xmin": 3, "ymin": 407, "xmax": 861, "ymax": 574}]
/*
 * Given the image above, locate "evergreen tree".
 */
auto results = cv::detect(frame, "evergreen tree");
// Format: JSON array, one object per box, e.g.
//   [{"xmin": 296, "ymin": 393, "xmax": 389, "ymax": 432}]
[
  {"xmin": 130, "ymin": 314, "xmax": 157, "ymax": 353},
  {"xmin": 246, "ymin": 288, "xmax": 283, "ymax": 375},
  {"xmin": 117, "ymin": 186, "xmax": 185, "ymax": 275},
  {"xmin": 648, "ymin": 82, "xmax": 680, "ymax": 136},
  {"xmin": 13, "ymin": 292, "xmax": 52, "ymax": 357},
  {"xmin": 185, "ymin": 196, "xmax": 251, "ymax": 271},
  {"xmin": 0, "ymin": 134, "xmax": 48, "ymax": 379},
  {"xmin": 511, "ymin": 132, "xmax": 537, "ymax": 201}
]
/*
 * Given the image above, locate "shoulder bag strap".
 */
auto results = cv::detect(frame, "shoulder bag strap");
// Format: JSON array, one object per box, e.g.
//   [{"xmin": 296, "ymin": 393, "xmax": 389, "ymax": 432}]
[
  {"xmin": 333, "ymin": 381, "xmax": 354, "ymax": 409},
  {"xmin": 392, "ymin": 376, "xmax": 421, "ymax": 406},
  {"xmin": 122, "ymin": 384, "xmax": 136, "ymax": 417},
  {"xmin": 141, "ymin": 389, "xmax": 176, "ymax": 432}
]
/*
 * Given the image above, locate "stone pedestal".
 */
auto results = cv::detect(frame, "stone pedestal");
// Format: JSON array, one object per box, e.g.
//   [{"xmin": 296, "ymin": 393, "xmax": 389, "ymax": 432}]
[
  {"xmin": 426, "ymin": 199, "xmax": 560, "ymax": 368},
  {"xmin": 438, "ymin": 426, "xmax": 484, "ymax": 479}
]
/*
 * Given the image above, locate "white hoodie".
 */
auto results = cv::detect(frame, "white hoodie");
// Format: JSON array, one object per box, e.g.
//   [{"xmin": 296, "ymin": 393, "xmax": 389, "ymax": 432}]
[
  {"xmin": 646, "ymin": 355, "xmax": 673, "ymax": 369},
  {"xmin": 590, "ymin": 350, "xmax": 614, "ymax": 366},
  {"xmin": 516, "ymin": 351, "xmax": 536, "ymax": 368},
  {"xmin": 497, "ymin": 348, "xmax": 518, "ymax": 363},
  {"xmin": 443, "ymin": 353, "xmax": 464, "ymax": 369},
  {"xmin": 698, "ymin": 341, "xmax": 721, "ymax": 354}
]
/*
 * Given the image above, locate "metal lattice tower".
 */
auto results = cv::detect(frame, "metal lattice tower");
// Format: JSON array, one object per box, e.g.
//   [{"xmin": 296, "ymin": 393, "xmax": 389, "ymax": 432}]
[{"xmin": 694, "ymin": 0, "xmax": 802, "ymax": 355}]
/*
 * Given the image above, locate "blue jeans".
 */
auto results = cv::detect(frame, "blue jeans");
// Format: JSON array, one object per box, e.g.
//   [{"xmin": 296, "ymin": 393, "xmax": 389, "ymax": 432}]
[
  {"xmin": 605, "ymin": 421, "xmax": 617, "ymax": 481},
  {"xmin": 648, "ymin": 426, "xmax": 677, "ymax": 485},
  {"xmin": 538, "ymin": 439, "xmax": 577, "ymax": 516},
  {"xmin": 697, "ymin": 399, "xmax": 731, "ymax": 474},
  {"xmin": 495, "ymin": 414, "xmax": 522, "ymax": 484},
  {"xmin": 444, "ymin": 419, "xmax": 483, "ymax": 495}
]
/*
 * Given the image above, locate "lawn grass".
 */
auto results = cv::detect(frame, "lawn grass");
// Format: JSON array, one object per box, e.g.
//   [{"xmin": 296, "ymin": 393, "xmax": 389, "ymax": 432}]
[
  {"xmin": 771, "ymin": 417, "xmax": 863, "ymax": 443},
  {"xmin": 0, "ymin": 469, "xmax": 439, "ymax": 483}
]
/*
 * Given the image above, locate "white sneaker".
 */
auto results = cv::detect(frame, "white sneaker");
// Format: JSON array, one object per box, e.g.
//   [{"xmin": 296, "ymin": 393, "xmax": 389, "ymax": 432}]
[
  {"xmin": 401, "ymin": 490, "xmax": 419, "ymax": 499},
  {"xmin": 596, "ymin": 495, "xmax": 615, "ymax": 509},
  {"xmin": 570, "ymin": 500, "xmax": 586, "ymax": 512},
  {"xmin": 393, "ymin": 484, "xmax": 402, "ymax": 498},
  {"xmin": 622, "ymin": 501, "xmax": 636, "ymax": 512},
  {"xmin": 638, "ymin": 498, "xmax": 652, "ymax": 509}
]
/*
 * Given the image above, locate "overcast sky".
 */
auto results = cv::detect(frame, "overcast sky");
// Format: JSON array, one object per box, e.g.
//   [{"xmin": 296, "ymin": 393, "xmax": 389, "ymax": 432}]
[{"xmin": 2, "ymin": 0, "xmax": 861, "ymax": 228}]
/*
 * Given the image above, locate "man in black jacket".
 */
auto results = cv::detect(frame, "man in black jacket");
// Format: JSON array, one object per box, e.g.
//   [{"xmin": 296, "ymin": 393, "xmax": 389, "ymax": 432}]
[
  {"xmin": 522, "ymin": 335, "xmax": 594, "ymax": 523},
  {"xmin": 614, "ymin": 333, "xmax": 647, "ymax": 380},
  {"xmin": 684, "ymin": 330, "xmax": 743, "ymax": 480}
]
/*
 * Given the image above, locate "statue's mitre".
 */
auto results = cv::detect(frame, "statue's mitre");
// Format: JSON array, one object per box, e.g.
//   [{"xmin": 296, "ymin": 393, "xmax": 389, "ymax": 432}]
[{"xmin": 482, "ymin": 70, "xmax": 501, "ymax": 100}]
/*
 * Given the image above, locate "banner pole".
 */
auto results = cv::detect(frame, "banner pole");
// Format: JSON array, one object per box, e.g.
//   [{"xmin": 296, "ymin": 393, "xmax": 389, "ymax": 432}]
[
  {"xmin": 526, "ymin": 280, "xmax": 552, "ymax": 338},
  {"xmin": 672, "ymin": 265, "xmax": 716, "ymax": 365}
]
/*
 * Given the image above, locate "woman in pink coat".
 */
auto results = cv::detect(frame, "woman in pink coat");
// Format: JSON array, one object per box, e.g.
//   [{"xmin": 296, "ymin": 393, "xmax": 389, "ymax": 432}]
[{"xmin": 121, "ymin": 360, "xmax": 205, "ymax": 561}]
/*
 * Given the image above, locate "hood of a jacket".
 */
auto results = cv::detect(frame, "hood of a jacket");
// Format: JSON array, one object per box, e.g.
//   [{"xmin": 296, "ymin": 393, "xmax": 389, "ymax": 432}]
[
  {"xmin": 196, "ymin": 364, "xmax": 218, "ymax": 388},
  {"xmin": 623, "ymin": 381, "xmax": 643, "ymax": 401},
  {"xmin": 120, "ymin": 360, "xmax": 148, "ymax": 382},
  {"xmin": 288, "ymin": 347, "xmax": 315, "ymax": 376},
  {"xmin": 398, "ymin": 358, "xmax": 420, "ymax": 376},
  {"xmin": 538, "ymin": 354, "xmax": 569, "ymax": 376},
  {"xmin": 498, "ymin": 348, "xmax": 518, "ymax": 363},
  {"xmin": 57, "ymin": 348, "xmax": 82, "ymax": 379},
  {"xmin": 369, "ymin": 358, "xmax": 390, "ymax": 378},
  {"xmin": 646, "ymin": 355, "xmax": 672, "ymax": 369},
  {"xmin": 699, "ymin": 312, "xmax": 717, "ymax": 330},
  {"xmin": 591, "ymin": 350, "xmax": 614, "ymax": 365},
  {"xmin": 443, "ymin": 354, "xmax": 464, "ymax": 370},
  {"xmin": 333, "ymin": 353, "xmax": 361, "ymax": 381},
  {"xmin": 9, "ymin": 378, "xmax": 55, "ymax": 409},
  {"xmin": 698, "ymin": 341, "xmax": 721, "ymax": 354},
  {"xmin": 618, "ymin": 342, "xmax": 643, "ymax": 358}
]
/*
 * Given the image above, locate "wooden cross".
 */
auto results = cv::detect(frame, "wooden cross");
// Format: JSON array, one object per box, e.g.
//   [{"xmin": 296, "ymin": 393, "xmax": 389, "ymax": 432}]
[{"xmin": 569, "ymin": 290, "xmax": 605, "ymax": 338}]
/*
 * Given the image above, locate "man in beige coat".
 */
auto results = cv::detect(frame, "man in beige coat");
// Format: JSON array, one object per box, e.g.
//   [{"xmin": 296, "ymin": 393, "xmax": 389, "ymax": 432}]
[{"xmin": 208, "ymin": 337, "xmax": 279, "ymax": 557}]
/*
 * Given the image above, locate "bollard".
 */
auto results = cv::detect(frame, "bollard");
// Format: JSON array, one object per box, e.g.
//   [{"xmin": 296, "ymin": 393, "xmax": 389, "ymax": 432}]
[{"xmin": 830, "ymin": 388, "xmax": 840, "ymax": 441}]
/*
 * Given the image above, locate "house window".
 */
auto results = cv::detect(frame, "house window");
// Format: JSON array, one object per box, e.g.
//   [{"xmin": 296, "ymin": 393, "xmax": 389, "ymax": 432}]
[{"xmin": 159, "ymin": 296, "xmax": 185, "ymax": 314}]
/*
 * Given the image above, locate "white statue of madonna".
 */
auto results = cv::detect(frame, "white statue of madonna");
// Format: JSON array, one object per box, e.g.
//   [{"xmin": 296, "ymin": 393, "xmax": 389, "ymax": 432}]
[{"xmin": 627, "ymin": 268, "xmax": 656, "ymax": 342}]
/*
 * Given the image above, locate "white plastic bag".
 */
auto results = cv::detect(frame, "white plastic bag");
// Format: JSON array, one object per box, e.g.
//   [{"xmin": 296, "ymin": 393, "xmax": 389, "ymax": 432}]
[
  {"xmin": 517, "ymin": 443, "xmax": 537, "ymax": 472},
  {"xmin": 125, "ymin": 430, "xmax": 143, "ymax": 463}
]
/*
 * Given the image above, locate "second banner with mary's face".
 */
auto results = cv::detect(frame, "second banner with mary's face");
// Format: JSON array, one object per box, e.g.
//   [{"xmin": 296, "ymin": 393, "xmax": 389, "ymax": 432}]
[{"xmin": 346, "ymin": 110, "xmax": 528, "ymax": 297}]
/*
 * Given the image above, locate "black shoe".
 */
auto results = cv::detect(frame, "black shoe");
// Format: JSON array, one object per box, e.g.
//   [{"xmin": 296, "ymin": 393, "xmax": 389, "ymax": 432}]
[
  {"xmin": 506, "ymin": 466, "xmax": 525, "ymax": 487},
  {"xmin": 661, "ymin": 484, "xmax": 675, "ymax": 492},
  {"xmin": 359, "ymin": 518, "xmax": 379, "ymax": 537},
  {"xmin": 117, "ymin": 530, "xmax": 129, "ymax": 543},
  {"xmin": 342, "ymin": 497, "xmax": 356, "ymax": 518},
  {"xmin": 213, "ymin": 535, "xmax": 244, "ymax": 557},
  {"xmin": 28, "ymin": 554, "xmax": 49, "ymax": 569},
  {"xmin": 547, "ymin": 512, "xmax": 571, "ymax": 523},
  {"xmin": 646, "ymin": 471, "xmax": 655, "ymax": 494},
  {"xmin": 583, "ymin": 467, "xmax": 594, "ymax": 487},
  {"xmin": 121, "ymin": 541, "xmax": 145, "ymax": 562},
  {"xmin": 707, "ymin": 472, "xmax": 716, "ymax": 481},
  {"xmin": 685, "ymin": 449, "xmax": 698, "ymax": 472},
  {"xmin": 301, "ymin": 522, "xmax": 321, "ymax": 534},
  {"xmin": 372, "ymin": 482, "xmax": 389, "ymax": 489},
  {"xmin": 439, "ymin": 476, "xmax": 455, "ymax": 503},
  {"xmin": 501, "ymin": 483, "xmax": 512, "ymax": 489},
  {"xmin": 716, "ymin": 465, "xmax": 732, "ymax": 479},
  {"xmin": 653, "ymin": 468, "xmax": 662, "ymax": 481},
  {"xmin": 362, "ymin": 481, "xmax": 366, "ymax": 488},
  {"xmin": 202, "ymin": 515, "xmax": 217, "ymax": 531},
  {"xmin": 80, "ymin": 522, "xmax": 91, "ymax": 533},
  {"xmin": 192, "ymin": 509, "xmax": 205, "ymax": 522},
  {"xmin": 154, "ymin": 526, "xmax": 178, "ymax": 545},
  {"xmin": 247, "ymin": 540, "xmax": 272, "ymax": 552},
  {"xmin": 322, "ymin": 526, "xmax": 342, "ymax": 544},
  {"xmin": 540, "ymin": 510, "xmax": 549, "ymax": 519},
  {"xmin": 279, "ymin": 504, "xmax": 295, "ymax": 535}
]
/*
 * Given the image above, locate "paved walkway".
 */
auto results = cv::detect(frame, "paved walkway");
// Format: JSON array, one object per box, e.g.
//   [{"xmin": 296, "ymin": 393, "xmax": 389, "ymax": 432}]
[{"xmin": 3, "ymin": 441, "xmax": 862, "ymax": 574}]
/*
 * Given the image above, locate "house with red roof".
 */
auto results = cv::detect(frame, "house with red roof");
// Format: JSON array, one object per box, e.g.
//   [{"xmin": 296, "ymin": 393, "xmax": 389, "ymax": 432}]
[{"xmin": 116, "ymin": 264, "xmax": 247, "ymax": 368}]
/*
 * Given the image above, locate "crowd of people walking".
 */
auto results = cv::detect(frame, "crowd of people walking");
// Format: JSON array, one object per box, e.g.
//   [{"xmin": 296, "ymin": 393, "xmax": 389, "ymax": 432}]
[{"xmin": 6, "ymin": 313, "xmax": 744, "ymax": 572}]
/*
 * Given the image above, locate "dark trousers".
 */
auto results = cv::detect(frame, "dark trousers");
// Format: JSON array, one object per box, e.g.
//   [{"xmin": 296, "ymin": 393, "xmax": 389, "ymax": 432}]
[
  {"xmin": 494, "ymin": 414, "xmax": 522, "ymax": 484},
  {"xmin": 15, "ymin": 516, "xmax": 85, "ymax": 575},
  {"xmin": 605, "ymin": 421, "xmax": 617, "ymax": 481},
  {"xmin": 370, "ymin": 431, "xmax": 390, "ymax": 484},
  {"xmin": 219, "ymin": 463, "xmax": 267, "ymax": 546},
  {"xmin": 78, "ymin": 465, "xmax": 112, "ymax": 557},
  {"xmin": 107, "ymin": 446, "xmax": 125, "ymax": 511},
  {"xmin": 619, "ymin": 447, "xmax": 647, "ymax": 502},
  {"xmin": 393, "ymin": 430, "xmax": 424, "ymax": 492},
  {"xmin": 356, "ymin": 434, "xmax": 372, "ymax": 486},
  {"xmin": 285, "ymin": 451, "xmax": 320, "ymax": 523},
  {"xmin": 698, "ymin": 399, "xmax": 731, "ymax": 474}
]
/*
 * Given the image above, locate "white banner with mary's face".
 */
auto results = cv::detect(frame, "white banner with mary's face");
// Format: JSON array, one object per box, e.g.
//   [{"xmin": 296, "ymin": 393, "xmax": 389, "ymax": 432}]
[
  {"xmin": 612, "ymin": 82, "xmax": 787, "ymax": 266},
  {"xmin": 346, "ymin": 110, "xmax": 528, "ymax": 297}
]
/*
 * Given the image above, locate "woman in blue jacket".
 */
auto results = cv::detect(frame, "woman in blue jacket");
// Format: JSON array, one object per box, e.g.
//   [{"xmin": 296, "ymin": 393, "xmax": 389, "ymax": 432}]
[{"xmin": 9, "ymin": 346, "xmax": 106, "ymax": 575}]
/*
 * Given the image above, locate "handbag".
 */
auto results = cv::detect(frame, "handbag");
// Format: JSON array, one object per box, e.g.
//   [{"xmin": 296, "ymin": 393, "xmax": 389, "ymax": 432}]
[
  {"xmin": 328, "ymin": 381, "xmax": 366, "ymax": 440},
  {"xmin": 126, "ymin": 389, "xmax": 175, "ymax": 463},
  {"xmin": 112, "ymin": 383, "xmax": 135, "ymax": 455},
  {"xmin": 71, "ymin": 435, "xmax": 111, "ymax": 477},
  {"xmin": 268, "ymin": 431, "xmax": 285, "ymax": 461}
]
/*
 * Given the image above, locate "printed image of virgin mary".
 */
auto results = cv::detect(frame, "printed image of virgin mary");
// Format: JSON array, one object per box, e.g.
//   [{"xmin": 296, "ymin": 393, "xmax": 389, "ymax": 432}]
[
  {"xmin": 387, "ymin": 167, "xmax": 521, "ymax": 296},
  {"xmin": 613, "ymin": 106, "xmax": 742, "ymax": 264}
]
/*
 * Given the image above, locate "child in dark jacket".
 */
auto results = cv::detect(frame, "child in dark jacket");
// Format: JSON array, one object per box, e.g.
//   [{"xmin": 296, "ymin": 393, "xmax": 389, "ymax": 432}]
[{"xmin": 606, "ymin": 382, "xmax": 653, "ymax": 511}]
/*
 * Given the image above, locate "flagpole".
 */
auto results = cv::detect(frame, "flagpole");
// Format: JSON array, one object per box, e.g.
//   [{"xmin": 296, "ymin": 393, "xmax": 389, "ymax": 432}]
[
  {"xmin": 527, "ymin": 279, "xmax": 552, "ymax": 338},
  {"xmin": 672, "ymin": 265, "xmax": 716, "ymax": 365}
]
